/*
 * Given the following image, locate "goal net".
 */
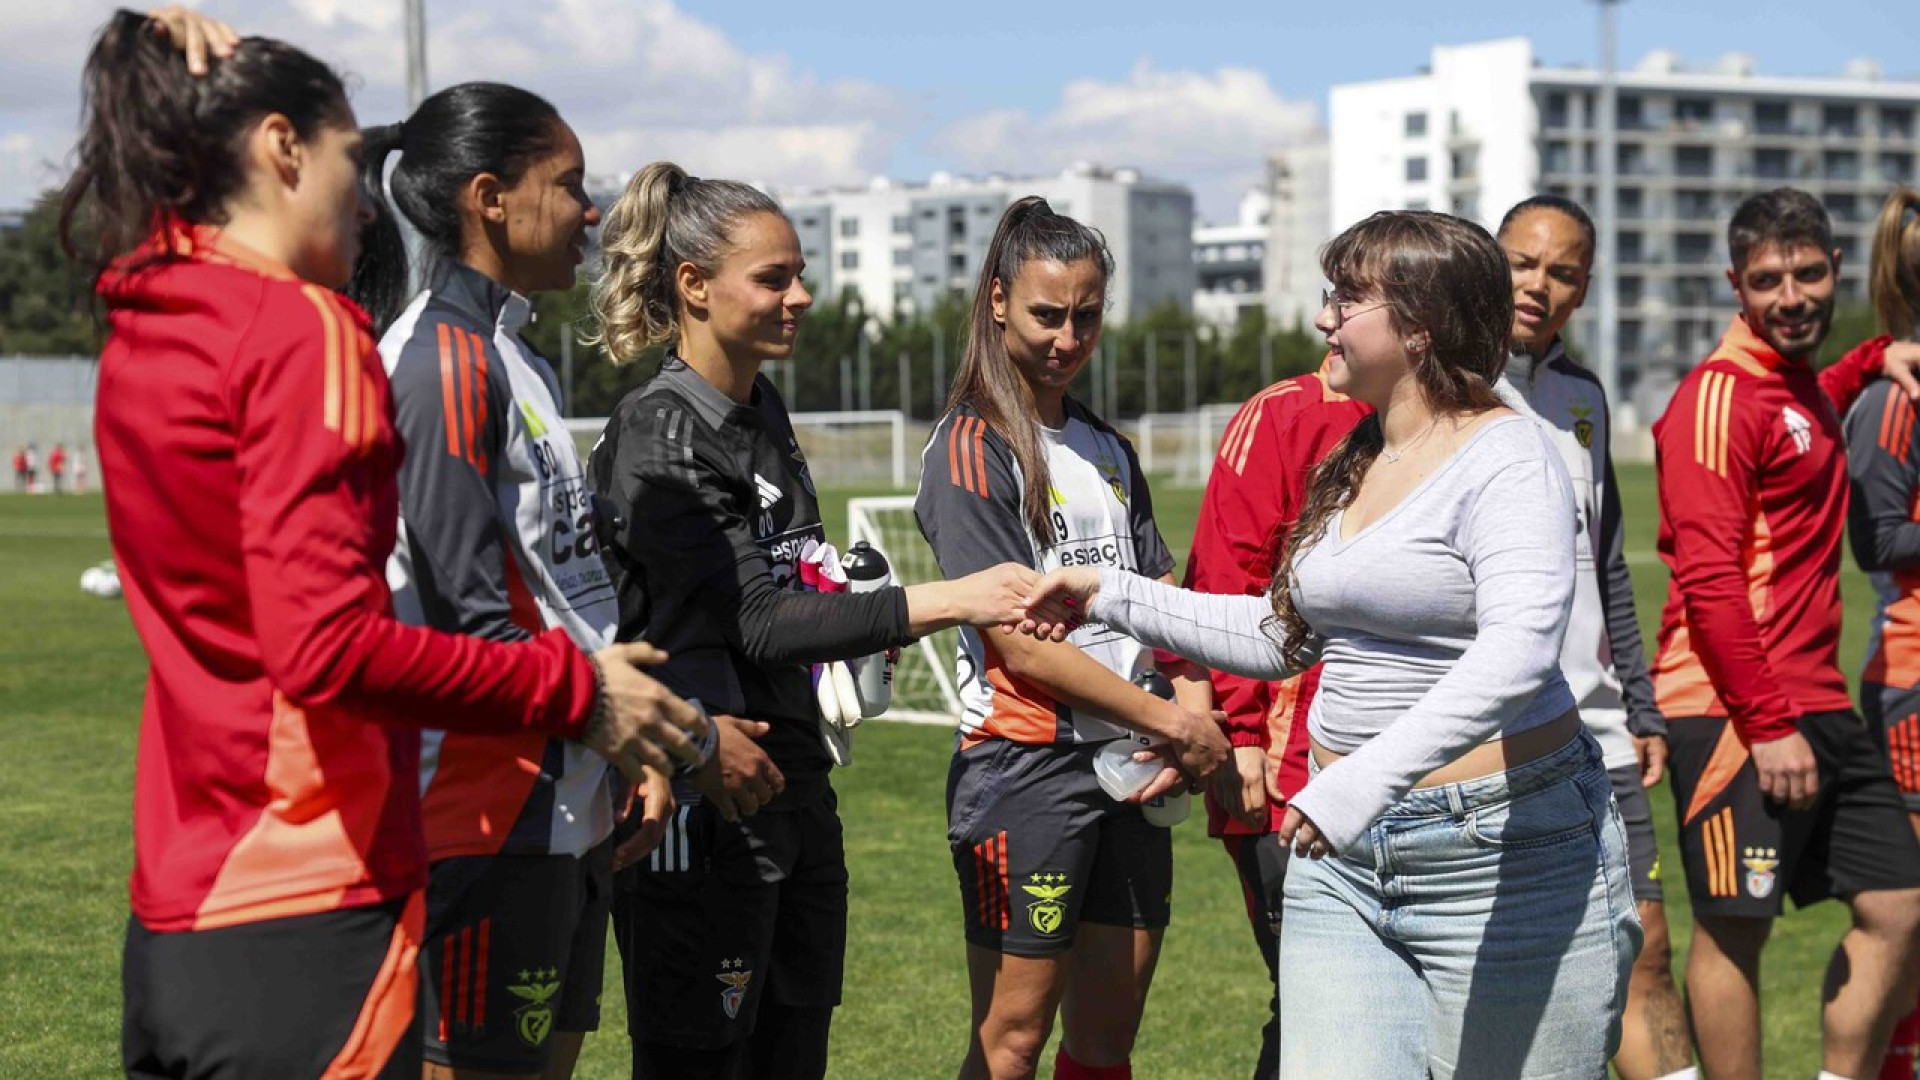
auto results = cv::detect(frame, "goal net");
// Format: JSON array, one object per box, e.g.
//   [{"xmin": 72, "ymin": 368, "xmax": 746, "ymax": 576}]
[
  {"xmin": 1124, "ymin": 403, "xmax": 1246, "ymax": 487},
  {"xmin": 847, "ymin": 495, "xmax": 963, "ymax": 726},
  {"xmin": 567, "ymin": 410, "xmax": 922, "ymax": 491}
]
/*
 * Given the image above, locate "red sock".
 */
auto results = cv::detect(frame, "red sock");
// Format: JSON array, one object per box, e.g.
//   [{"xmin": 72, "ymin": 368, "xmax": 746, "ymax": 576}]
[
  {"xmin": 1053, "ymin": 1047, "xmax": 1132, "ymax": 1080},
  {"xmin": 1883, "ymin": 999, "xmax": 1920, "ymax": 1080}
]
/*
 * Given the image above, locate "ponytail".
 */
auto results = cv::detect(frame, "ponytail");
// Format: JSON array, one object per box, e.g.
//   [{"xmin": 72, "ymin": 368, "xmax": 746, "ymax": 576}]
[
  {"xmin": 949, "ymin": 195, "xmax": 1114, "ymax": 546},
  {"xmin": 345, "ymin": 122, "xmax": 407, "ymax": 327},
  {"xmin": 344, "ymin": 82, "xmax": 565, "ymax": 330},
  {"xmin": 585, "ymin": 162, "xmax": 783, "ymax": 364},
  {"xmin": 1870, "ymin": 186, "xmax": 1920, "ymax": 341},
  {"xmin": 60, "ymin": 9, "xmax": 350, "ymax": 278}
]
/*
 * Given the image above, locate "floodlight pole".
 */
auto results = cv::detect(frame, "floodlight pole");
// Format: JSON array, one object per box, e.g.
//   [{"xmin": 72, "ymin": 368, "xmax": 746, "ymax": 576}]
[
  {"xmin": 1594, "ymin": 0, "xmax": 1623, "ymax": 407},
  {"xmin": 405, "ymin": 0, "xmax": 429, "ymax": 111}
]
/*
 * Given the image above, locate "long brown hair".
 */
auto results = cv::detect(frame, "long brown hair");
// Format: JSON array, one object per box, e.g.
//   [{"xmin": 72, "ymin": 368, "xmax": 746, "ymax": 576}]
[
  {"xmin": 1871, "ymin": 186, "xmax": 1920, "ymax": 341},
  {"xmin": 948, "ymin": 196, "xmax": 1115, "ymax": 545},
  {"xmin": 1269, "ymin": 211, "xmax": 1513, "ymax": 664},
  {"xmin": 59, "ymin": 10, "xmax": 351, "ymax": 278}
]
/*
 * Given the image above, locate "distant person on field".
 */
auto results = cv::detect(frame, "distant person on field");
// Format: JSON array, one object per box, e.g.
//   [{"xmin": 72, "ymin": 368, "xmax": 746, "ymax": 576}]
[
  {"xmin": 1494, "ymin": 194, "xmax": 1695, "ymax": 1080},
  {"xmin": 11, "ymin": 446, "xmax": 25, "ymax": 490},
  {"xmin": 48, "ymin": 443, "xmax": 67, "ymax": 494},
  {"xmin": 72, "ymin": 445, "xmax": 87, "ymax": 493},
  {"xmin": 1840, "ymin": 184, "xmax": 1920, "ymax": 1080},
  {"xmin": 25, "ymin": 442, "xmax": 37, "ymax": 491},
  {"xmin": 1653, "ymin": 186, "xmax": 1920, "ymax": 1080}
]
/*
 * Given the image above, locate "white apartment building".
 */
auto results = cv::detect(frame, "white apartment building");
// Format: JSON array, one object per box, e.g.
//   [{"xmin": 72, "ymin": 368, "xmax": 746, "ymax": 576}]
[
  {"xmin": 1193, "ymin": 188, "xmax": 1271, "ymax": 326},
  {"xmin": 779, "ymin": 164, "xmax": 1196, "ymax": 324},
  {"xmin": 1264, "ymin": 140, "xmax": 1333, "ymax": 330},
  {"xmin": 1329, "ymin": 38, "xmax": 1920, "ymax": 387}
]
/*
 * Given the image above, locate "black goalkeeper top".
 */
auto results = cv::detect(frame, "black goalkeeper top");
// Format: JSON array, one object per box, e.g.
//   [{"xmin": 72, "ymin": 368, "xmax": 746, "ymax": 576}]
[{"xmin": 590, "ymin": 354, "xmax": 911, "ymax": 796}]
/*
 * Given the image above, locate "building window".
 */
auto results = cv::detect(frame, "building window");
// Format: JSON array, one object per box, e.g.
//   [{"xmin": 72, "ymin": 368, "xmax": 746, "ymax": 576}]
[
  {"xmin": 1823, "ymin": 103, "xmax": 1860, "ymax": 138},
  {"xmin": 1406, "ymin": 198, "xmax": 1429, "ymax": 211},
  {"xmin": 1824, "ymin": 191, "xmax": 1860, "ymax": 223},
  {"xmin": 1617, "ymin": 94, "xmax": 1644, "ymax": 130},
  {"xmin": 1675, "ymin": 145, "xmax": 1713, "ymax": 178},
  {"xmin": 1881, "ymin": 152, "xmax": 1915, "ymax": 185},
  {"xmin": 839, "ymin": 217, "xmax": 860, "ymax": 239},
  {"xmin": 1884, "ymin": 106, "xmax": 1915, "ymax": 141},
  {"xmin": 1618, "ymin": 231, "xmax": 1644, "ymax": 264},
  {"xmin": 892, "ymin": 248, "xmax": 912, "ymax": 267},
  {"xmin": 949, "ymin": 253, "xmax": 966, "ymax": 274},
  {"xmin": 1405, "ymin": 156, "xmax": 1429, "ymax": 183},
  {"xmin": 1756, "ymin": 99, "xmax": 1791, "ymax": 135},
  {"xmin": 1543, "ymin": 139, "xmax": 1572, "ymax": 175},
  {"xmin": 1405, "ymin": 111, "xmax": 1428, "ymax": 138},
  {"xmin": 1675, "ymin": 98, "xmax": 1713, "ymax": 127},
  {"xmin": 891, "ymin": 214, "xmax": 909, "ymax": 233},
  {"xmin": 1755, "ymin": 147, "xmax": 1791, "ymax": 180},
  {"xmin": 1619, "ymin": 276, "xmax": 1643, "ymax": 307},
  {"xmin": 1619, "ymin": 142, "xmax": 1646, "ymax": 175},
  {"xmin": 1618, "ymin": 187, "xmax": 1644, "ymax": 218},
  {"xmin": 1544, "ymin": 92, "xmax": 1570, "ymax": 128},
  {"xmin": 1675, "ymin": 189, "xmax": 1714, "ymax": 220},
  {"xmin": 1676, "ymin": 232, "xmax": 1715, "ymax": 264},
  {"xmin": 1824, "ymin": 149, "xmax": 1861, "ymax": 181},
  {"xmin": 799, "ymin": 216, "xmax": 820, "ymax": 230},
  {"xmin": 840, "ymin": 251, "xmax": 859, "ymax": 270}
]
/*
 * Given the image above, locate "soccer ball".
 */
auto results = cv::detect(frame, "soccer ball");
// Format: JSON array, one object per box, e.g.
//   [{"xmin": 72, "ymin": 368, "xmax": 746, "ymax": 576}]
[{"xmin": 79, "ymin": 562, "xmax": 122, "ymax": 599}]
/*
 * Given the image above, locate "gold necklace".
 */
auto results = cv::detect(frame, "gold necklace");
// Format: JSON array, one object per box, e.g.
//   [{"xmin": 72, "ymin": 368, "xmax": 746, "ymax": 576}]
[{"xmin": 1380, "ymin": 418, "xmax": 1439, "ymax": 465}]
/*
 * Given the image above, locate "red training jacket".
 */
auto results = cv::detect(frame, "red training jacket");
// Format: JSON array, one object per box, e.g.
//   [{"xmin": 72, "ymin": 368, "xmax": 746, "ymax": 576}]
[
  {"xmin": 96, "ymin": 226, "xmax": 597, "ymax": 933},
  {"xmin": 1652, "ymin": 315, "xmax": 1885, "ymax": 823},
  {"xmin": 1184, "ymin": 365, "xmax": 1369, "ymax": 836}
]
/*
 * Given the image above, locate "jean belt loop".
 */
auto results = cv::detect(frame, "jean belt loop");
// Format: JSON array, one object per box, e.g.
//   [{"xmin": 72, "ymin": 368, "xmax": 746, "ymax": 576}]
[{"xmin": 1445, "ymin": 783, "xmax": 1466, "ymax": 818}]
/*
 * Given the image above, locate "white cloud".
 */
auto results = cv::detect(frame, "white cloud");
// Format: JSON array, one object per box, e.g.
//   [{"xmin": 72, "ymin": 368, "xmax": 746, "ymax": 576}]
[{"xmin": 936, "ymin": 60, "xmax": 1320, "ymax": 220}]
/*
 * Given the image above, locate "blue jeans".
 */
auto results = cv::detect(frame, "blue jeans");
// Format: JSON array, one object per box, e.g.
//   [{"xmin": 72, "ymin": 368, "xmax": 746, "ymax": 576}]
[{"xmin": 1278, "ymin": 732, "xmax": 1641, "ymax": 1080}]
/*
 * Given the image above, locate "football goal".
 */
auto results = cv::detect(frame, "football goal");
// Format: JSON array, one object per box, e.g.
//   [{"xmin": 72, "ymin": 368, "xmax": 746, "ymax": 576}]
[{"xmin": 846, "ymin": 495, "xmax": 963, "ymax": 726}]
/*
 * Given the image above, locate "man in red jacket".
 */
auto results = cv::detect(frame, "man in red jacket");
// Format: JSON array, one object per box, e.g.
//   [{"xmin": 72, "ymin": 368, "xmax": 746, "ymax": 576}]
[
  {"xmin": 1182, "ymin": 357, "xmax": 1367, "ymax": 1080},
  {"xmin": 1655, "ymin": 187, "xmax": 1920, "ymax": 1080}
]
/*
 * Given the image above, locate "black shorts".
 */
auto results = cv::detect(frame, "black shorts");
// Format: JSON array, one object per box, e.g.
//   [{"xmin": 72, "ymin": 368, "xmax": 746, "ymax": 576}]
[
  {"xmin": 947, "ymin": 739, "xmax": 1173, "ymax": 957},
  {"xmin": 613, "ymin": 788, "xmax": 848, "ymax": 1051},
  {"xmin": 1608, "ymin": 764, "xmax": 1665, "ymax": 904},
  {"xmin": 124, "ymin": 894, "xmax": 424, "ymax": 1080},
  {"xmin": 1863, "ymin": 682, "xmax": 1920, "ymax": 814},
  {"xmin": 420, "ymin": 840, "xmax": 613, "ymax": 1071},
  {"xmin": 1668, "ymin": 711, "xmax": 1920, "ymax": 917}
]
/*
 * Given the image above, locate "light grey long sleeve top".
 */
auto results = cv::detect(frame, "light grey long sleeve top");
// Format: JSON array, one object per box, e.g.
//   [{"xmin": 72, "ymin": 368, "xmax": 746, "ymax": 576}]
[{"xmin": 1089, "ymin": 415, "xmax": 1579, "ymax": 853}]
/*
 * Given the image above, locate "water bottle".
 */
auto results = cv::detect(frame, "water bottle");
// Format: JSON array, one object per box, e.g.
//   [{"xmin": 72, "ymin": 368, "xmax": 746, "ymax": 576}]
[
  {"xmin": 1092, "ymin": 670, "xmax": 1192, "ymax": 827},
  {"xmin": 841, "ymin": 541, "xmax": 895, "ymax": 718}
]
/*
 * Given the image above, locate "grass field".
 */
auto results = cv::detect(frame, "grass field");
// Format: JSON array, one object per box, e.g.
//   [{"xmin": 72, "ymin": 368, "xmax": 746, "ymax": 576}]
[{"xmin": 0, "ymin": 466, "xmax": 1872, "ymax": 1078}]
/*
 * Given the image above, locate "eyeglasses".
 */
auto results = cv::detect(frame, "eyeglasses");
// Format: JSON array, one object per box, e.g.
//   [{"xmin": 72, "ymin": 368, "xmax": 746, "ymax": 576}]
[{"xmin": 1321, "ymin": 289, "xmax": 1389, "ymax": 330}]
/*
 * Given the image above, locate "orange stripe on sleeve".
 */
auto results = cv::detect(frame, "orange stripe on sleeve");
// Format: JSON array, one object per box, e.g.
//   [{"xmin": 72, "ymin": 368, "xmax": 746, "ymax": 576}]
[
  {"xmin": 338, "ymin": 308, "xmax": 362, "ymax": 450},
  {"xmin": 1880, "ymin": 388, "xmax": 1903, "ymax": 457},
  {"xmin": 971, "ymin": 418, "xmax": 989, "ymax": 497},
  {"xmin": 948, "ymin": 421, "xmax": 964, "ymax": 489},
  {"xmin": 360, "ymin": 371, "xmax": 379, "ymax": 454},
  {"xmin": 1694, "ymin": 373, "xmax": 1711, "ymax": 469},
  {"xmin": 454, "ymin": 328, "xmax": 477, "ymax": 466},
  {"xmin": 957, "ymin": 418, "xmax": 978, "ymax": 495},
  {"xmin": 1717, "ymin": 375, "xmax": 1736, "ymax": 475},
  {"xmin": 436, "ymin": 324, "xmax": 461, "ymax": 458},
  {"xmin": 302, "ymin": 285, "xmax": 343, "ymax": 435},
  {"xmin": 467, "ymin": 331, "xmax": 491, "ymax": 474}
]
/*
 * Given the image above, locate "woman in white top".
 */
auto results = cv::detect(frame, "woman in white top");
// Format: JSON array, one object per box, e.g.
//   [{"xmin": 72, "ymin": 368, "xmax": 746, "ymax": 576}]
[{"xmin": 1018, "ymin": 210, "xmax": 1641, "ymax": 1080}]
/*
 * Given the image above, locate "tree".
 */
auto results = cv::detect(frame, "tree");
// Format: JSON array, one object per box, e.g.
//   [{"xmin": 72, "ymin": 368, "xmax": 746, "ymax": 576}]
[{"xmin": 0, "ymin": 191, "xmax": 100, "ymax": 356}]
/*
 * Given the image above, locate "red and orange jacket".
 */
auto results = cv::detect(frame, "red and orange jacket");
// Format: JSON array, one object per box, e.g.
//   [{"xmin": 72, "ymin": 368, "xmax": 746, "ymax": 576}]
[
  {"xmin": 1184, "ymin": 367, "xmax": 1369, "ymax": 836},
  {"xmin": 1652, "ymin": 315, "xmax": 1888, "ymax": 749},
  {"xmin": 97, "ymin": 226, "xmax": 597, "ymax": 933}
]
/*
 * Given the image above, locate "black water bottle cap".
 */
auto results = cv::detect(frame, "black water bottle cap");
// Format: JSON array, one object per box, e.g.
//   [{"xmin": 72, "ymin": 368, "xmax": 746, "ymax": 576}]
[
  {"xmin": 842, "ymin": 540, "xmax": 891, "ymax": 583},
  {"xmin": 1133, "ymin": 670, "xmax": 1174, "ymax": 700}
]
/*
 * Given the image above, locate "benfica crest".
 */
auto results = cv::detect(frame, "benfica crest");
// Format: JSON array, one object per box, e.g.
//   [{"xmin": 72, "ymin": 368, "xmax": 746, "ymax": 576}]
[
  {"xmin": 1022, "ymin": 872, "xmax": 1073, "ymax": 936},
  {"xmin": 716, "ymin": 958, "xmax": 753, "ymax": 1019},
  {"xmin": 1742, "ymin": 846, "xmax": 1780, "ymax": 898},
  {"xmin": 1569, "ymin": 402, "xmax": 1595, "ymax": 449},
  {"xmin": 507, "ymin": 967, "xmax": 560, "ymax": 1047}
]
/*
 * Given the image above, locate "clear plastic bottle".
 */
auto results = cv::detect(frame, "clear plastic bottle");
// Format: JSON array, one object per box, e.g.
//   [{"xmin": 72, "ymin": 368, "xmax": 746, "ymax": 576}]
[{"xmin": 1092, "ymin": 670, "xmax": 1191, "ymax": 827}]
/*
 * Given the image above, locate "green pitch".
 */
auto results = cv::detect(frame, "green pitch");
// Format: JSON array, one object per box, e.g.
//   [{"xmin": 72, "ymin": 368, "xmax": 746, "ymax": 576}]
[{"xmin": 0, "ymin": 471, "xmax": 1862, "ymax": 1078}]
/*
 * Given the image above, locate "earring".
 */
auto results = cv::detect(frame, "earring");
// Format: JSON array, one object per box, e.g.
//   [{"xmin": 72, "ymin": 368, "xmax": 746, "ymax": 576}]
[{"xmin": 1405, "ymin": 339, "xmax": 1421, "ymax": 352}]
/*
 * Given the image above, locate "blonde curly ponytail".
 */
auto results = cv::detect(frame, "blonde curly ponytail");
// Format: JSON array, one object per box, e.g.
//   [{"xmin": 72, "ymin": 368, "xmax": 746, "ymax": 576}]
[{"xmin": 583, "ymin": 161, "xmax": 783, "ymax": 365}]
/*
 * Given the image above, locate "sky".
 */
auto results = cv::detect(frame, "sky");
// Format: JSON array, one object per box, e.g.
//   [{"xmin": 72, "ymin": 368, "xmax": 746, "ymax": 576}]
[{"xmin": 2, "ymin": 0, "xmax": 1917, "ymax": 221}]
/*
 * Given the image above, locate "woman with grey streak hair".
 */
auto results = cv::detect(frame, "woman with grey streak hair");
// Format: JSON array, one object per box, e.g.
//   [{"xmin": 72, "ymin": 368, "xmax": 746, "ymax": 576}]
[
  {"xmin": 585, "ymin": 162, "xmax": 1037, "ymax": 1080},
  {"xmin": 1017, "ymin": 212, "xmax": 1641, "ymax": 1079}
]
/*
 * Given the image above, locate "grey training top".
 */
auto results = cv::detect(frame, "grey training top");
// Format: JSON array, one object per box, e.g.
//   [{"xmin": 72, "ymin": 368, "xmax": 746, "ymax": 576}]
[{"xmin": 1089, "ymin": 415, "xmax": 1579, "ymax": 852}]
